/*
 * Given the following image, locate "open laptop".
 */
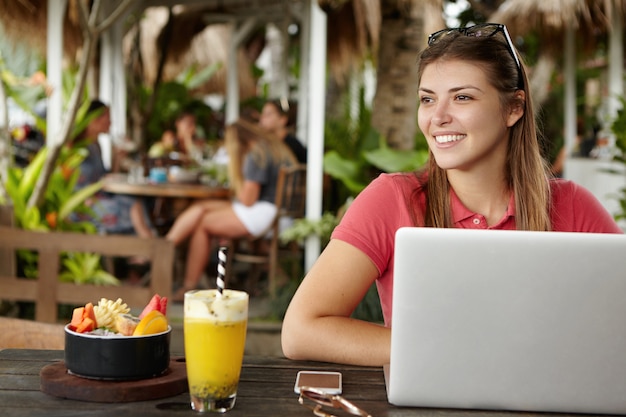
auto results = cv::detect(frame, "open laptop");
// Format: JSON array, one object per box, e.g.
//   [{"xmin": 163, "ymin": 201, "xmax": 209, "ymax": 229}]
[{"xmin": 386, "ymin": 227, "xmax": 626, "ymax": 415}]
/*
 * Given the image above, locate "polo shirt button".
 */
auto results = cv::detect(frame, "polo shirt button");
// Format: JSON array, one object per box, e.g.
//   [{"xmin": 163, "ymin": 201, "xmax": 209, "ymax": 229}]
[{"xmin": 473, "ymin": 218, "xmax": 480, "ymax": 225}]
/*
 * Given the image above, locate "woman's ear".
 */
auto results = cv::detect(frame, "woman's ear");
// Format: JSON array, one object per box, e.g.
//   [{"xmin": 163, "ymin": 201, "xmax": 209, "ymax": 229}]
[{"xmin": 506, "ymin": 90, "xmax": 525, "ymax": 127}]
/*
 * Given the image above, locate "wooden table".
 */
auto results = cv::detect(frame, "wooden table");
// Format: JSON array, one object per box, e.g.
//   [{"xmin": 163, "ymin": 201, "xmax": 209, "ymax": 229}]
[
  {"xmin": 102, "ymin": 173, "xmax": 230, "ymax": 234},
  {"xmin": 0, "ymin": 349, "xmax": 601, "ymax": 417},
  {"xmin": 102, "ymin": 173, "xmax": 230, "ymax": 200}
]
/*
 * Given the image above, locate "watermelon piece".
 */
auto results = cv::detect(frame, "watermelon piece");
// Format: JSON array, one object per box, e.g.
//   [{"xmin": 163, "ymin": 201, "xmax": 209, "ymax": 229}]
[
  {"xmin": 139, "ymin": 294, "xmax": 167, "ymax": 318},
  {"xmin": 159, "ymin": 296, "xmax": 168, "ymax": 316}
]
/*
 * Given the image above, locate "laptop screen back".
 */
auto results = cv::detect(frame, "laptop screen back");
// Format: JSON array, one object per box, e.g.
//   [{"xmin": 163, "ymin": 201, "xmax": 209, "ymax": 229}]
[{"xmin": 388, "ymin": 227, "xmax": 626, "ymax": 415}]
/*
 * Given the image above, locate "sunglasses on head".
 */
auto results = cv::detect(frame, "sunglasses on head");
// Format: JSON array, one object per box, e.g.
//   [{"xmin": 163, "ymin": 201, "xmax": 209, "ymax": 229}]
[{"xmin": 427, "ymin": 23, "xmax": 523, "ymax": 89}]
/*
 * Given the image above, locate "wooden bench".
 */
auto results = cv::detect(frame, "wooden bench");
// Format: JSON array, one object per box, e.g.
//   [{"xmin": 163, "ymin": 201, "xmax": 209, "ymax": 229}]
[
  {"xmin": 0, "ymin": 317, "xmax": 65, "ymax": 349},
  {"xmin": 0, "ymin": 226, "xmax": 174, "ymax": 323}
]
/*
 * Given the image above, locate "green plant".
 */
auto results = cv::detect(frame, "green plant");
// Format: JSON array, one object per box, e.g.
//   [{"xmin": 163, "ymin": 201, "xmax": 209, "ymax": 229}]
[
  {"xmin": 612, "ymin": 97, "xmax": 626, "ymax": 159},
  {"xmin": 610, "ymin": 96, "xmax": 626, "ymax": 222},
  {"xmin": 279, "ymin": 212, "xmax": 340, "ymax": 247},
  {"xmin": 324, "ymin": 137, "xmax": 428, "ymax": 195},
  {"xmin": 0, "ymin": 40, "xmax": 118, "ymax": 287},
  {"xmin": 1, "ymin": 62, "xmax": 95, "ymax": 140},
  {"xmin": 323, "ymin": 84, "xmax": 428, "ymax": 199},
  {"xmin": 2, "ymin": 146, "xmax": 101, "ymax": 232},
  {"xmin": 1, "ymin": 146, "xmax": 117, "ymax": 285},
  {"xmin": 59, "ymin": 252, "xmax": 119, "ymax": 285},
  {"xmin": 139, "ymin": 63, "xmax": 221, "ymax": 146}
]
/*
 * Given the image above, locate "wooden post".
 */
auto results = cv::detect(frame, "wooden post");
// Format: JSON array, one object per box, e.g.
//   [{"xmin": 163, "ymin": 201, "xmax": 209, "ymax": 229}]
[
  {"xmin": 0, "ymin": 204, "xmax": 15, "ymax": 276},
  {"xmin": 36, "ymin": 249, "xmax": 59, "ymax": 323}
]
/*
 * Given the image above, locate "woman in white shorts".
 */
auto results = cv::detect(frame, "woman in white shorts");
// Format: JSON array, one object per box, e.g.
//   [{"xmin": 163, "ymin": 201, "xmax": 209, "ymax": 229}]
[{"xmin": 167, "ymin": 118, "xmax": 297, "ymax": 300}]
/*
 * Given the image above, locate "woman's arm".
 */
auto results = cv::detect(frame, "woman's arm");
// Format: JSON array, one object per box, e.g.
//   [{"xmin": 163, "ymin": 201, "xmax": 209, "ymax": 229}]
[
  {"xmin": 236, "ymin": 180, "xmax": 261, "ymax": 206},
  {"xmin": 281, "ymin": 239, "xmax": 390, "ymax": 366}
]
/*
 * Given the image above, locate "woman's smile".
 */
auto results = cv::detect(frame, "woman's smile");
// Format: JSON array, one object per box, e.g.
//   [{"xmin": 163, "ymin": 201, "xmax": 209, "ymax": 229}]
[{"xmin": 434, "ymin": 134, "xmax": 466, "ymax": 144}]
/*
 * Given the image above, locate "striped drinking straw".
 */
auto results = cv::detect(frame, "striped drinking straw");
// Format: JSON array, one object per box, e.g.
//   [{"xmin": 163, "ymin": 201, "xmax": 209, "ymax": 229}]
[{"xmin": 216, "ymin": 246, "xmax": 227, "ymax": 296}]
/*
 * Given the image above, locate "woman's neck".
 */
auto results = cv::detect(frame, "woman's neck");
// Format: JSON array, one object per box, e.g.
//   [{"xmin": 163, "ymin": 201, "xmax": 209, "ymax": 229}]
[
  {"xmin": 82, "ymin": 127, "xmax": 100, "ymax": 143},
  {"xmin": 448, "ymin": 169, "xmax": 510, "ymax": 226},
  {"xmin": 274, "ymin": 126, "xmax": 288, "ymax": 140}
]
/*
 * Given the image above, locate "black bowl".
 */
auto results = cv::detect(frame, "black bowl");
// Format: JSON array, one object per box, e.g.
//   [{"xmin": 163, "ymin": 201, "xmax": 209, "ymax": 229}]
[{"xmin": 64, "ymin": 324, "xmax": 171, "ymax": 380}]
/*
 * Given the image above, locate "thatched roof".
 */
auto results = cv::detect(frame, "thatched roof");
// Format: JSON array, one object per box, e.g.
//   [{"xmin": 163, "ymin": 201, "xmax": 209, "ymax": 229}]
[
  {"xmin": 0, "ymin": 0, "xmax": 306, "ymax": 60},
  {"xmin": 490, "ymin": 0, "xmax": 621, "ymax": 50},
  {"xmin": 153, "ymin": 0, "xmax": 385, "ymax": 85},
  {"xmin": 0, "ymin": 0, "xmax": 83, "ymax": 60},
  {"xmin": 493, "ymin": 0, "xmax": 602, "ymax": 32},
  {"xmin": 323, "ymin": 0, "xmax": 380, "ymax": 83},
  {"xmin": 0, "ymin": 0, "xmax": 446, "ymax": 88},
  {"xmin": 320, "ymin": 0, "xmax": 444, "ymax": 82},
  {"xmin": 127, "ymin": 8, "xmax": 259, "ymax": 98},
  {"xmin": 0, "ymin": 0, "xmax": 376, "ymax": 85}
]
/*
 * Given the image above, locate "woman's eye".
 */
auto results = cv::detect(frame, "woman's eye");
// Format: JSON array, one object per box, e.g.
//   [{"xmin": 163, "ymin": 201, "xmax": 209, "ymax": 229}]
[
  {"xmin": 455, "ymin": 94, "xmax": 471, "ymax": 101},
  {"xmin": 419, "ymin": 96, "xmax": 433, "ymax": 104}
]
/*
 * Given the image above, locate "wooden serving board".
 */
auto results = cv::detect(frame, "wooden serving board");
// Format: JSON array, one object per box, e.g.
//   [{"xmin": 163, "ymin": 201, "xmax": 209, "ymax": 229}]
[{"xmin": 40, "ymin": 358, "xmax": 188, "ymax": 403}]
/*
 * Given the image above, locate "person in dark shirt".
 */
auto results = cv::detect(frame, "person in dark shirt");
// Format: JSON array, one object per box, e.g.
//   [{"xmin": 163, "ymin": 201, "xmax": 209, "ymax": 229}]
[
  {"xmin": 259, "ymin": 99, "xmax": 307, "ymax": 163},
  {"xmin": 72, "ymin": 100, "xmax": 154, "ymax": 239}
]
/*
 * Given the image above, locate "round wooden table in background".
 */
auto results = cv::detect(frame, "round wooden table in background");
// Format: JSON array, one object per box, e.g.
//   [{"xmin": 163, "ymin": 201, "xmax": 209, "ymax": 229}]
[
  {"xmin": 102, "ymin": 173, "xmax": 231, "ymax": 235},
  {"xmin": 102, "ymin": 173, "xmax": 230, "ymax": 199}
]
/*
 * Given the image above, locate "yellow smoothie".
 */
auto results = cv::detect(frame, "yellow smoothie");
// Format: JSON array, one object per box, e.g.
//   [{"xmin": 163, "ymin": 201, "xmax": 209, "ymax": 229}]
[
  {"xmin": 184, "ymin": 289, "xmax": 248, "ymax": 407},
  {"xmin": 184, "ymin": 318, "xmax": 247, "ymax": 399}
]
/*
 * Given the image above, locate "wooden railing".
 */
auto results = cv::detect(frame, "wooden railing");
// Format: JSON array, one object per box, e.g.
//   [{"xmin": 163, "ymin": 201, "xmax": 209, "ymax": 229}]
[{"xmin": 0, "ymin": 226, "xmax": 174, "ymax": 323}]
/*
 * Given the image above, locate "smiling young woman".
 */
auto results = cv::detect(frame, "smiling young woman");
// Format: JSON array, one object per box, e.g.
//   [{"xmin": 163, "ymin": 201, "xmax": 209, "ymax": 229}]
[{"xmin": 280, "ymin": 24, "xmax": 624, "ymax": 367}]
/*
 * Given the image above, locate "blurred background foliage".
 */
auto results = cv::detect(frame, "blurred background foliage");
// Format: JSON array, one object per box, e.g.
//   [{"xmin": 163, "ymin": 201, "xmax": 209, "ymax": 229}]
[{"xmin": 1, "ymin": 0, "xmax": 624, "ymax": 323}]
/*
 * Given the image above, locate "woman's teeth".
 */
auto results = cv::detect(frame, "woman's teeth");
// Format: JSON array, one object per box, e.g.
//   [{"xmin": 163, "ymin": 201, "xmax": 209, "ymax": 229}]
[{"xmin": 435, "ymin": 134, "xmax": 464, "ymax": 143}]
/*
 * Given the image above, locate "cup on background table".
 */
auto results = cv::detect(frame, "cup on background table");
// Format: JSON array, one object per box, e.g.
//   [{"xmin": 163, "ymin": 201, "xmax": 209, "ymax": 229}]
[
  {"xmin": 128, "ymin": 163, "xmax": 145, "ymax": 183},
  {"xmin": 184, "ymin": 289, "xmax": 249, "ymax": 413},
  {"xmin": 149, "ymin": 167, "xmax": 168, "ymax": 183}
]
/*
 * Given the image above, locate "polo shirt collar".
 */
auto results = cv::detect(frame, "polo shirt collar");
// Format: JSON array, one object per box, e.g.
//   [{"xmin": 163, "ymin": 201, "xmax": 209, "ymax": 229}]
[{"xmin": 450, "ymin": 188, "xmax": 516, "ymax": 227}]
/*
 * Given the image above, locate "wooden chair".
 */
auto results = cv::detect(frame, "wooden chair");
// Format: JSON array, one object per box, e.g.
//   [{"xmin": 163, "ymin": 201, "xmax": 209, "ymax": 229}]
[{"xmin": 225, "ymin": 164, "xmax": 307, "ymax": 297}]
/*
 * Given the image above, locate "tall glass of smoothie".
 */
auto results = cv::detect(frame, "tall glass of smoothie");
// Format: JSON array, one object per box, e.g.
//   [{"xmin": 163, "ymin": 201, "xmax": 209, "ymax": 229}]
[{"xmin": 184, "ymin": 289, "xmax": 248, "ymax": 412}]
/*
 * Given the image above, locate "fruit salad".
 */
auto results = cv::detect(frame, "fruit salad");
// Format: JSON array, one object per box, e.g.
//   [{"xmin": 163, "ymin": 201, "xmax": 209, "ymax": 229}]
[{"xmin": 68, "ymin": 294, "xmax": 168, "ymax": 336}]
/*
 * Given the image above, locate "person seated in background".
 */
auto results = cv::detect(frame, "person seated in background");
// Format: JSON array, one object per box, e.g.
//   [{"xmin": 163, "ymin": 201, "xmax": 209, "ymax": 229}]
[
  {"xmin": 166, "ymin": 118, "xmax": 298, "ymax": 301},
  {"xmin": 259, "ymin": 99, "xmax": 307, "ymax": 163},
  {"xmin": 71, "ymin": 99, "xmax": 154, "ymax": 240},
  {"xmin": 172, "ymin": 110, "xmax": 205, "ymax": 162},
  {"xmin": 147, "ymin": 130, "xmax": 176, "ymax": 158},
  {"xmin": 148, "ymin": 110, "xmax": 205, "ymax": 166}
]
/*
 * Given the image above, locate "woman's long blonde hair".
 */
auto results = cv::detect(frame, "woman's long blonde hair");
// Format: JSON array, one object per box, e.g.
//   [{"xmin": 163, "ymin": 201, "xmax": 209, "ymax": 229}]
[
  {"xmin": 411, "ymin": 30, "xmax": 552, "ymax": 231},
  {"xmin": 225, "ymin": 118, "xmax": 297, "ymax": 194}
]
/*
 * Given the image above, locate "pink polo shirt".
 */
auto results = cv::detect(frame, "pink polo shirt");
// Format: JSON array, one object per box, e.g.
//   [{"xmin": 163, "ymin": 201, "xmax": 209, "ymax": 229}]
[{"xmin": 331, "ymin": 173, "xmax": 623, "ymax": 326}]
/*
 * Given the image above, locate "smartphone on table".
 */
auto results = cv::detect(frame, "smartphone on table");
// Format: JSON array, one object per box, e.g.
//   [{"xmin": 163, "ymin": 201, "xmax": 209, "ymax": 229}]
[{"xmin": 294, "ymin": 370, "xmax": 342, "ymax": 395}]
